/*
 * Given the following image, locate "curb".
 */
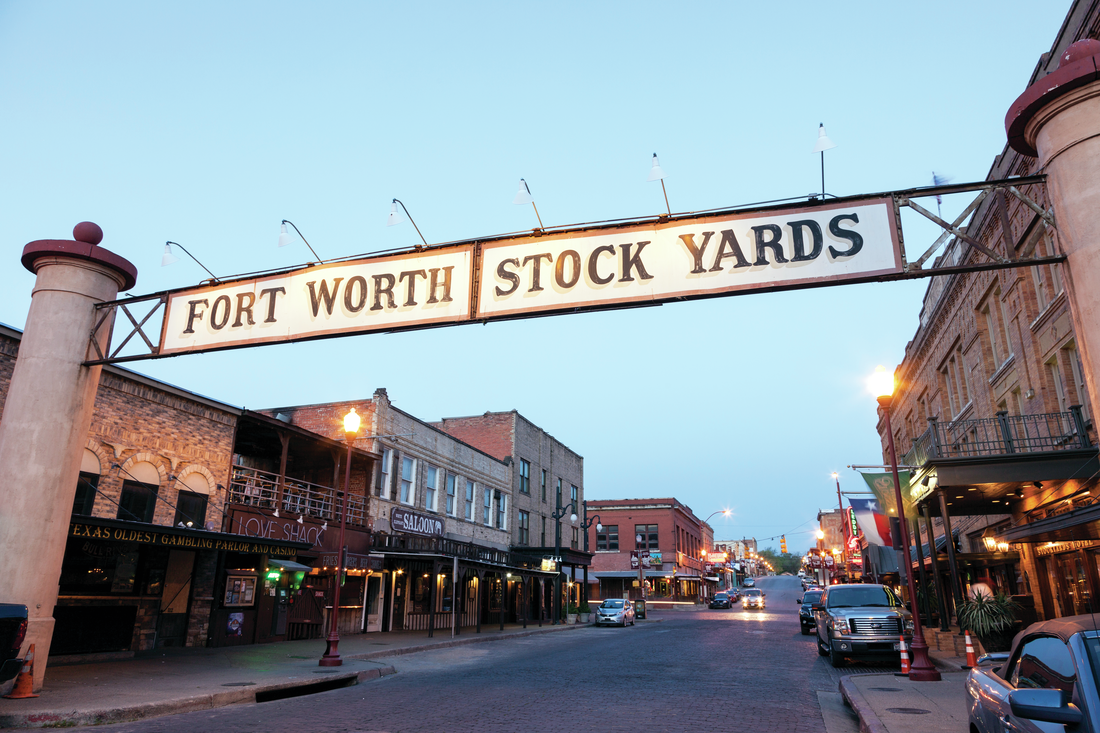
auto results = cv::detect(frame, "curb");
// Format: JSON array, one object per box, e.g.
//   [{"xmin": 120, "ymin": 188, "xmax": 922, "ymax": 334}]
[
  {"xmin": 0, "ymin": 665, "xmax": 397, "ymax": 729},
  {"xmin": 838, "ymin": 675, "xmax": 890, "ymax": 733},
  {"xmin": 343, "ymin": 621, "xmax": 588, "ymax": 662}
]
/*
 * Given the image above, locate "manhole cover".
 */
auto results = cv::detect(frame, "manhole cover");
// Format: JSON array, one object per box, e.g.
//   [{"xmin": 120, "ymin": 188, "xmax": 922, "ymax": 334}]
[
  {"xmin": 886, "ymin": 708, "xmax": 931, "ymax": 715},
  {"xmin": 222, "ymin": 682, "xmax": 256, "ymax": 687},
  {"xmin": 869, "ymin": 687, "xmax": 902, "ymax": 692}
]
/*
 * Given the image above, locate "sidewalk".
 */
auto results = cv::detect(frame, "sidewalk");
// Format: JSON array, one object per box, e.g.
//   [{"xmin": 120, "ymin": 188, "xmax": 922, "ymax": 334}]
[
  {"xmin": 839, "ymin": 671, "xmax": 970, "ymax": 733},
  {"xmin": 0, "ymin": 620, "xmax": 600, "ymax": 729}
]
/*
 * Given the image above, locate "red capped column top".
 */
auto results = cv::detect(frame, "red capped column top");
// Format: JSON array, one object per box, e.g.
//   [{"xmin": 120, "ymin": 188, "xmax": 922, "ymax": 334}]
[
  {"xmin": 21, "ymin": 222, "xmax": 138, "ymax": 291},
  {"xmin": 1006, "ymin": 39, "xmax": 1100, "ymax": 157}
]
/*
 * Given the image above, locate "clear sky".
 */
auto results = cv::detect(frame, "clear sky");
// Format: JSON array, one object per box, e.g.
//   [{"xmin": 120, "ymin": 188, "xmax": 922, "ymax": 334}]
[{"xmin": 0, "ymin": 1, "xmax": 1073, "ymax": 553}]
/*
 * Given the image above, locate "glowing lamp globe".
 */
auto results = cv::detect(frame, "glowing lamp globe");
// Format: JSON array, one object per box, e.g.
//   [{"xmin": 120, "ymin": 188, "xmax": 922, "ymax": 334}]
[
  {"xmin": 869, "ymin": 365, "xmax": 895, "ymax": 399},
  {"xmin": 344, "ymin": 407, "xmax": 361, "ymax": 434}
]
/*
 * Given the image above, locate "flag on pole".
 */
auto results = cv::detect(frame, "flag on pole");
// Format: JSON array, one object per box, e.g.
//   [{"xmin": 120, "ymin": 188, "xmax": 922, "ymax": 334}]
[
  {"xmin": 848, "ymin": 497, "xmax": 894, "ymax": 547},
  {"xmin": 860, "ymin": 470, "xmax": 916, "ymax": 517}
]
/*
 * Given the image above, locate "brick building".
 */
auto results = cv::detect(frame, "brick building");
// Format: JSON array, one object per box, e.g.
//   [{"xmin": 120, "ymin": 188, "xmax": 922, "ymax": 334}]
[
  {"xmin": 432, "ymin": 410, "xmax": 590, "ymax": 617},
  {"xmin": 0, "ymin": 323, "xmax": 314, "ymax": 657},
  {"xmin": 872, "ymin": 0, "xmax": 1100, "ymax": 626},
  {"xmin": 585, "ymin": 498, "xmax": 713, "ymax": 605},
  {"xmin": 257, "ymin": 391, "xmax": 562, "ymax": 632}
]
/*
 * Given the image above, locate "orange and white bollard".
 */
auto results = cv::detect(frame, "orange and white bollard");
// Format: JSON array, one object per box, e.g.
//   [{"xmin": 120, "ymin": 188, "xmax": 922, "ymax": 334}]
[
  {"xmin": 898, "ymin": 635, "xmax": 910, "ymax": 675},
  {"xmin": 3, "ymin": 644, "xmax": 39, "ymax": 699},
  {"xmin": 965, "ymin": 630, "xmax": 978, "ymax": 668}
]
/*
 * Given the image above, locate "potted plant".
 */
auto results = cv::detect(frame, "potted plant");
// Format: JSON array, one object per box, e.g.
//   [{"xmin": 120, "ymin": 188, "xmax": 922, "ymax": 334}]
[
  {"xmin": 958, "ymin": 592, "xmax": 1020, "ymax": 652},
  {"xmin": 566, "ymin": 602, "xmax": 579, "ymax": 625},
  {"xmin": 578, "ymin": 601, "xmax": 591, "ymax": 624}
]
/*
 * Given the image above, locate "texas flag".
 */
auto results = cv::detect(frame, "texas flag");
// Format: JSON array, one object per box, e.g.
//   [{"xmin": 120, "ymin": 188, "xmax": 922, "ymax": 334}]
[{"xmin": 848, "ymin": 497, "xmax": 894, "ymax": 547}]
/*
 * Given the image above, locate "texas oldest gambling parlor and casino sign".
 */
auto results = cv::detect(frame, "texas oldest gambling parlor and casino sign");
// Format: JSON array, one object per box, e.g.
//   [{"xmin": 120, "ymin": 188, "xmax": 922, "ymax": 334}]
[{"xmin": 153, "ymin": 198, "xmax": 900, "ymax": 356}]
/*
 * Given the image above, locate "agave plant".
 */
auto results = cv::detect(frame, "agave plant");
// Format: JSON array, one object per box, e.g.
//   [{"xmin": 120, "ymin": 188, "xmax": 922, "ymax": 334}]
[{"xmin": 958, "ymin": 592, "xmax": 1020, "ymax": 652}]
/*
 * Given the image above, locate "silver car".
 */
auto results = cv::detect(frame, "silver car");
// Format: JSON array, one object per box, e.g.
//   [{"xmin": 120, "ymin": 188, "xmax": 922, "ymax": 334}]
[
  {"xmin": 813, "ymin": 584, "xmax": 913, "ymax": 668},
  {"xmin": 595, "ymin": 599, "xmax": 636, "ymax": 627},
  {"xmin": 967, "ymin": 615, "xmax": 1100, "ymax": 732},
  {"xmin": 742, "ymin": 588, "xmax": 766, "ymax": 609}
]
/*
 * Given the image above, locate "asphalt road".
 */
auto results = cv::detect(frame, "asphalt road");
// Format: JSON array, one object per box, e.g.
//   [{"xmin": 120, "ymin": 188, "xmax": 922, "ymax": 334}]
[{"xmin": 54, "ymin": 576, "xmax": 882, "ymax": 732}]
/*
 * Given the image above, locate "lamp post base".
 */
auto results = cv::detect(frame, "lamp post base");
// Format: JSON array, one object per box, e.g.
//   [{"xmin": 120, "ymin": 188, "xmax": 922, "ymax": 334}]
[
  {"xmin": 319, "ymin": 636, "xmax": 342, "ymax": 667},
  {"xmin": 906, "ymin": 637, "xmax": 941, "ymax": 681}
]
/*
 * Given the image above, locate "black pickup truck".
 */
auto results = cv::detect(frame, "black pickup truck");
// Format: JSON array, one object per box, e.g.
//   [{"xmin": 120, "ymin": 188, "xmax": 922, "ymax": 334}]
[{"xmin": 0, "ymin": 604, "xmax": 28, "ymax": 683}]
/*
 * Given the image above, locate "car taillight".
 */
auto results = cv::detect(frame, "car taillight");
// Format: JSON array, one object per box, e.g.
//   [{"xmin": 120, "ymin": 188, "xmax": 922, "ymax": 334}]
[{"xmin": 11, "ymin": 618, "xmax": 27, "ymax": 653}]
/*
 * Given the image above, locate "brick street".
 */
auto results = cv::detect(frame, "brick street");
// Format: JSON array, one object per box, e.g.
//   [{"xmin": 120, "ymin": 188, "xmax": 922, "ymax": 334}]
[{"xmin": 27, "ymin": 576, "xmax": 886, "ymax": 732}]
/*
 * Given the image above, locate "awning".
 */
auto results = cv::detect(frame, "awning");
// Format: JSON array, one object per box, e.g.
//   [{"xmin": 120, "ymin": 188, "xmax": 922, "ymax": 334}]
[
  {"xmin": 704, "ymin": 575, "xmax": 720, "ymax": 582},
  {"xmin": 1001, "ymin": 503, "xmax": 1100, "ymax": 544},
  {"xmin": 269, "ymin": 559, "xmax": 312, "ymax": 573},
  {"xmin": 589, "ymin": 570, "xmax": 700, "ymax": 580}
]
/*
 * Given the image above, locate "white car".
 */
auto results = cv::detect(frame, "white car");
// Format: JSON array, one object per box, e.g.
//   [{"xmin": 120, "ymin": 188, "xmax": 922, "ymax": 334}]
[
  {"xmin": 742, "ymin": 589, "xmax": 766, "ymax": 609},
  {"xmin": 595, "ymin": 599, "xmax": 636, "ymax": 627}
]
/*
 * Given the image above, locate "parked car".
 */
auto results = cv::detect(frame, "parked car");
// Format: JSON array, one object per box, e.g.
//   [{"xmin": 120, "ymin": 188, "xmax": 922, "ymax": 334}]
[
  {"xmin": 595, "ymin": 599, "xmax": 635, "ymax": 627},
  {"xmin": 966, "ymin": 614, "xmax": 1100, "ymax": 733},
  {"xmin": 709, "ymin": 592, "xmax": 732, "ymax": 609},
  {"xmin": 742, "ymin": 588, "xmax": 766, "ymax": 610},
  {"xmin": 0, "ymin": 604, "xmax": 28, "ymax": 684},
  {"xmin": 813, "ymin": 584, "xmax": 913, "ymax": 668},
  {"xmin": 727, "ymin": 588, "xmax": 741, "ymax": 602},
  {"xmin": 798, "ymin": 589, "xmax": 823, "ymax": 635}
]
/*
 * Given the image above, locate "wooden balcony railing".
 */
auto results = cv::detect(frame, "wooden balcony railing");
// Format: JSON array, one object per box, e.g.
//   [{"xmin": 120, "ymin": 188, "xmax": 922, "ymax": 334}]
[
  {"xmin": 903, "ymin": 406, "xmax": 1092, "ymax": 466},
  {"xmin": 228, "ymin": 465, "xmax": 369, "ymax": 528}
]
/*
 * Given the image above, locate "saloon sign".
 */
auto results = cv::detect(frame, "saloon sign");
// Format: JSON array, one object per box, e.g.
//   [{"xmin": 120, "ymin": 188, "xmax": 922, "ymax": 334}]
[
  {"xmin": 390, "ymin": 507, "xmax": 444, "ymax": 538},
  {"xmin": 124, "ymin": 197, "xmax": 900, "ymax": 359}
]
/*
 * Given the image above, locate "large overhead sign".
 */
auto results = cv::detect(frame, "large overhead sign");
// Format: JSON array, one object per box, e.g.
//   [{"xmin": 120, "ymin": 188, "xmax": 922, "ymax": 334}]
[{"xmin": 103, "ymin": 196, "xmax": 903, "ymax": 361}]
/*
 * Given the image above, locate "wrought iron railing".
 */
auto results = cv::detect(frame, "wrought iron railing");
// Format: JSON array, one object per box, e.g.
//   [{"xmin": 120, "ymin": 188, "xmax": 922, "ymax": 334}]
[
  {"xmin": 368, "ymin": 532, "xmax": 547, "ymax": 572},
  {"xmin": 228, "ymin": 465, "xmax": 368, "ymax": 527},
  {"xmin": 903, "ymin": 406, "xmax": 1091, "ymax": 466}
]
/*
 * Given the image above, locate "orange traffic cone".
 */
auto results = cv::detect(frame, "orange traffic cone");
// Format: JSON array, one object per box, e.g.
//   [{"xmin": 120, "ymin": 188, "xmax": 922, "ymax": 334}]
[
  {"xmin": 3, "ymin": 644, "xmax": 39, "ymax": 699},
  {"xmin": 964, "ymin": 630, "xmax": 978, "ymax": 669},
  {"xmin": 897, "ymin": 635, "xmax": 910, "ymax": 675}
]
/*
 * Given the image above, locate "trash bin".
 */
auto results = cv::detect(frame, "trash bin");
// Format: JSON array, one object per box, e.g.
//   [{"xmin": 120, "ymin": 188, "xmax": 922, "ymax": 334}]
[{"xmin": 634, "ymin": 600, "xmax": 646, "ymax": 619}]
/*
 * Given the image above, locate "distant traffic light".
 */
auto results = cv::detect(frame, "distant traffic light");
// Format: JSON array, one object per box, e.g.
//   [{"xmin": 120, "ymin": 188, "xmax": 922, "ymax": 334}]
[{"xmin": 780, "ymin": 535, "xmax": 788, "ymax": 553}]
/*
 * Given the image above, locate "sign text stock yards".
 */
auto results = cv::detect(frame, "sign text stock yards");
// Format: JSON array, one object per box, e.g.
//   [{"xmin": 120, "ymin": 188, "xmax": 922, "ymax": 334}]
[{"xmin": 159, "ymin": 199, "xmax": 900, "ymax": 355}]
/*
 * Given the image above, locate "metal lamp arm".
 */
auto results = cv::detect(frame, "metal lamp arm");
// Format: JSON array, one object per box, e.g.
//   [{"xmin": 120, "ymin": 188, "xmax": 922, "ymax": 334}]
[
  {"xmin": 281, "ymin": 219, "xmax": 323, "ymax": 263},
  {"xmin": 393, "ymin": 199, "xmax": 429, "ymax": 249},
  {"xmin": 166, "ymin": 241, "xmax": 219, "ymax": 282}
]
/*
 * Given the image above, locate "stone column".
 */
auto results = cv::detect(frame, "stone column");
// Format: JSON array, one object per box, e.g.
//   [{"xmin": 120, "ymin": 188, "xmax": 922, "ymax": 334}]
[
  {"xmin": 0, "ymin": 223, "xmax": 136, "ymax": 689},
  {"xmin": 1006, "ymin": 39, "xmax": 1100, "ymax": 419}
]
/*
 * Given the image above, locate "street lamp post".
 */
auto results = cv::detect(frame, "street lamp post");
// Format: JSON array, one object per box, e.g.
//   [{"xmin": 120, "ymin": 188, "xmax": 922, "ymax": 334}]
[
  {"xmin": 871, "ymin": 366, "xmax": 941, "ymax": 682},
  {"xmin": 551, "ymin": 498, "xmax": 577, "ymax": 625},
  {"xmin": 579, "ymin": 501, "xmax": 601, "ymax": 608},
  {"xmin": 833, "ymin": 472, "xmax": 848, "ymax": 582},
  {"xmin": 320, "ymin": 407, "xmax": 360, "ymax": 667}
]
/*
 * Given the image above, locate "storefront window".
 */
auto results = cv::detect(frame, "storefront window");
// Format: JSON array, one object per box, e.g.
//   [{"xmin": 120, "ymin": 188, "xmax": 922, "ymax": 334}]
[
  {"xmin": 173, "ymin": 490, "xmax": 207, "ymax": 528},
  {"xmin": 73, "ymin": 472, "xmax": 98, "ymax": 516},
  {"xmin": 118, "ymin": 480, "xmax": 158, "ymax": 523}
]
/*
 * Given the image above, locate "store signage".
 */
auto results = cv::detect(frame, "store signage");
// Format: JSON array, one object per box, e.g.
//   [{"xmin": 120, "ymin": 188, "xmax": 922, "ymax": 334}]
[
  {"xmin": 1035, "ymin": 540, "xmax": 1099, "ymax": 556},
  {"xmin": 390, "ymin": 507, "xmax": 444, "ymax": 537},
  {"xmin": 320, "ymin": 552, "xmax": 383, "ymax": 570},
  {"xmin": 229, "ymin": 507, "xmax": 326, "ymax": 549},
  {"xmin": 707, "ymin": 552, "xmax": 727, "ymax": 563},
  {"xmin": 541, "ymin": 558, "xmax": 559, "ymax": 572},
  {"xmin": 68, "ymin": 520, "xmax": 302, "ymax": 557},
  {"xmin": 140, "ymin": 198, "xmax": 901, "ymax": 358}
]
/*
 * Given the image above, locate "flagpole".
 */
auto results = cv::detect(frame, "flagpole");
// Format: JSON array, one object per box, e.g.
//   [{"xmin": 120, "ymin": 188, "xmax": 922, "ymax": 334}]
[{"xmin": 879, "ymin": 394, "xmax": 941, "ymax": 682}]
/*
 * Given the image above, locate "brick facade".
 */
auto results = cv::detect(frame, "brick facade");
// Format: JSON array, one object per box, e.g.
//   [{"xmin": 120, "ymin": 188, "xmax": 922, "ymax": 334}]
[
  {"xmin": 433, "ymin": 411, "xmax": 584, "ymax": 553},
  {"xmin": 876, "ymin": 6, "xmax": 1100, "ymax": 622},
  {"xmin": 263, "ymin": 389, "xmax": 514, "ymax": 550}
]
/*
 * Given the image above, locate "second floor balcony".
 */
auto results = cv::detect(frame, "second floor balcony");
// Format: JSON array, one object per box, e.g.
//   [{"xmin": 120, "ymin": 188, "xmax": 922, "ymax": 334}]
[
  {"xmin": 902, "ymin": 406, "xmax": 1099, "ymax": 515},
  {"xmin": 228, "ymin": 465, "xmax": 370, "ymax": 528}
]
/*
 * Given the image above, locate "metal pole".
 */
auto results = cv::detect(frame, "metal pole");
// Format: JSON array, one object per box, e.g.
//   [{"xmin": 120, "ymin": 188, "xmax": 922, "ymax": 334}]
[
  {"xmin": 922, "ymin": 502, "xmax": 950, "ymax": 632},
  {"xmin": 937, "ymin": 490, "xmax": 965, "ymax": 618},
  {"xmin": 836, "ymin": 475, "xmax": 847, "ymax": 580},
  {"xmin": 320, "ymin": 438, "xmax": 353, "ymax": 667},
  {"xmin": 880, "ymin": 396, "xmax": 940, "ymax": 681}
]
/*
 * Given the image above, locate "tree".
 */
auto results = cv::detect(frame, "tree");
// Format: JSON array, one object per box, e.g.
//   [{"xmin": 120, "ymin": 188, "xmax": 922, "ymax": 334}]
[{"xmin": 758, "ymin": 548, "xmax": 802, "ymax": 575}]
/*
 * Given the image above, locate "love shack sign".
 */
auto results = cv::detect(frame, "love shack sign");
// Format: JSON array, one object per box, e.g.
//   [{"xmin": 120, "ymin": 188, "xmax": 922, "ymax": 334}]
[{"xmin": 153, "ymin": 197, "xmax": 900, "ymax": 357}]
